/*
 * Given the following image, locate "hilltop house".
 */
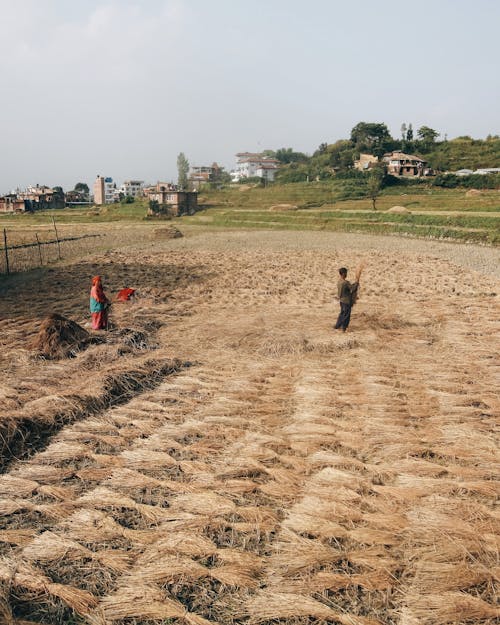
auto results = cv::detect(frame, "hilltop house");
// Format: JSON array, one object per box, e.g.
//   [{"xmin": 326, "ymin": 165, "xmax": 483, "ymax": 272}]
[
  {"xmin": 382, "ymin": 151, "xmax": 430, "ymax": 177},
  {"xmin": 354, "ymin": 153, "xmax": 379, "ymax": 171},
  {"xmin": 231, "ymin": 153, "xmax": 280, "ymax": 182}
]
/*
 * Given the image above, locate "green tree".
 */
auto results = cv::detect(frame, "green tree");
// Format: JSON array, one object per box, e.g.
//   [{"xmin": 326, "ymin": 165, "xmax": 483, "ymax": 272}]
[
  {"xmin": 74, "ymin": 182, "xmax": 89, "ymax": 195},
  {"xmin": 406, "ymin": 123, "xmax": 414, "ymax": 142},
  {"xmin": 417, "ymin": 126, "xmax": 439, "ymax": 151},
  {"xmin": 177, "ymin": 152, "xmax": 190, "ymax": 189},
  {"xmin": 350, "ymin": 122, "xmax": 393, "ymax": 156},
  {"xmin": 366, "ymin": 167, "xmax": 384, "ymax": 210},
  {"xmin": 275, "ymin": 147, "xmax": 308, "ymax": 164}
]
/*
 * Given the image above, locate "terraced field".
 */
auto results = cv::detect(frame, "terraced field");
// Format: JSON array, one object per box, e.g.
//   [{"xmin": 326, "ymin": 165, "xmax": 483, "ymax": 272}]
[{"xmin": 0, "ymin": 229, "xmax": 498, "ymax": 625}]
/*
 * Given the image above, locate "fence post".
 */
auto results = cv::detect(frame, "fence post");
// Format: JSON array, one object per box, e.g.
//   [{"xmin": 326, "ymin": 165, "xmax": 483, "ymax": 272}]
[
  {"xmin": 35, "ymin": 233, "xmax": 43, "ymax": 265},
  {"xmin": 3, "ymin": 228, "xmax": 9, "ymax": 275},
  {"xmin": 51, "ymin": 216, "xmax": 61, "ymax": 259}
]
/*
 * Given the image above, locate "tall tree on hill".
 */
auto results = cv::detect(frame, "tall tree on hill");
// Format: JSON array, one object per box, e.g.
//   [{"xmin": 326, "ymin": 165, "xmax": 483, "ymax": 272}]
[
  {"xmin": 417, "ymin": 126, "xmax": 439, "ymax": 151},
  {"xmin": 350, "ymin": 122, "xmax": 393, "ymax": 157},
  {"xmin": 177, "ymin": 152, "xmax": 189, "ymax": 190}
]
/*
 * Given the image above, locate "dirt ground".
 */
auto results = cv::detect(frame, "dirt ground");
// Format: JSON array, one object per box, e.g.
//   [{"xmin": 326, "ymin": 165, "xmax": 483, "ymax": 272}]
[{"xmin": 0, "ymin": 229, "xmax": 499, "ymax": 625}]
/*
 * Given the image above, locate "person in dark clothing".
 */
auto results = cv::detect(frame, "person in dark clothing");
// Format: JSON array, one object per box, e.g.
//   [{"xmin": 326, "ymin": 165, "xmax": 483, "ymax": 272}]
[{"xmin": 334, "ymin": 267, "xmax": 358, "ymax": 332}]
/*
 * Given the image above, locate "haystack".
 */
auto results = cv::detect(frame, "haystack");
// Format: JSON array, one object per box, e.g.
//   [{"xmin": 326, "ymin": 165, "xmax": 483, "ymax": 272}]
[
  {"xmin": 386, "ymin": 206, "xmax": 411, "ymax": 214},
  {"xmin": 465, "ymin": 189, "xmax": 482, "ymax": 197},
  {"xmin": 154, "ymin": 226, "xmax": 183, "ymax": 239},
  {"xmin": 31, "ymin": 313, "xmax": 92, "ymax": 359},
  {"xmin": 269, "ymin": 204, "xmax": 298, "ymax": 212}
]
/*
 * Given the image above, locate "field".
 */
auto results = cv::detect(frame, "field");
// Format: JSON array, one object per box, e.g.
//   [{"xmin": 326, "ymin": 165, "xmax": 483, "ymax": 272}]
[{"xmin": 0, "ymin": 226, "xmax": 499, "ymax": 625}]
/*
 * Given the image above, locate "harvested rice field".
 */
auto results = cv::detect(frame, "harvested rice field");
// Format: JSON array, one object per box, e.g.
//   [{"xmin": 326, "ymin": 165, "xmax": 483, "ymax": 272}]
[{"xmin": 0, "ymin": 228, "xmax": 499, "ymax": 625}]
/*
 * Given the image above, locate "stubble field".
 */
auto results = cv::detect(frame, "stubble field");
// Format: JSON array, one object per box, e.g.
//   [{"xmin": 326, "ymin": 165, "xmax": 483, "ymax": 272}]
[{"xmin": 0, "ymin": 228, "xmax": 499, "ymax": 625}]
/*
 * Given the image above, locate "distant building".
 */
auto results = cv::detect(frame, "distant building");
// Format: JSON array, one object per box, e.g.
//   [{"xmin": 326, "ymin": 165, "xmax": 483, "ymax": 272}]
[
  {"xmin": 0, "ymin": 194, "xmax": 26, "ymax": 213},
  {"xmin": 119, "ymin": 180, "xmax": 144, "ymax": 198},
  {"xmin": 231, "ymin": 153, "xmax": 280, "ymax": 182},
  {"xmin": 354, "ymin": 153, "xmax": 379, "ymax": 171},
  {"xmin": 0, "ymin": 185, "xmax": 64, "ymax": 212},
  {"xmin": 144, "ymin": 182, "xmax": 198, "ymax": 216},
  {"xmin": 93, "ymin": 176, "xmax": 116, "ymax": 205},
  {"xmin": 189, "ymin": 163, "xmax": 222, "ymax": 190},
  {"xmin": 382, "ymin": 151, "xmax": 431, "ymax": 177}
]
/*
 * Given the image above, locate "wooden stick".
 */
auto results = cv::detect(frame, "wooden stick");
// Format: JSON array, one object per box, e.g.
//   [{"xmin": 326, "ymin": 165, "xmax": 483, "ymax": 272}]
[
  {"xmin": 35, "ymin": 233, "xmax": 43, "ymax": 265},
  {"xmin": 51, "ymin": 216, "xmax": 61, "ymax": 259},
  {"xmin": 3, "ymin": 228, "xmax": 9, "ymax": 274}
]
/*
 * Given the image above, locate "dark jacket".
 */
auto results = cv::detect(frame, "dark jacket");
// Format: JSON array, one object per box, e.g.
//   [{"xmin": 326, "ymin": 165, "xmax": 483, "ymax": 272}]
[{"xmin": 337, "ymin": 278, "xmax": 358, "ymax": 305}]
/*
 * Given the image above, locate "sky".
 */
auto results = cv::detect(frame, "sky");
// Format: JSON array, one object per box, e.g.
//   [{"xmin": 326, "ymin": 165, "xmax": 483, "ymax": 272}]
[{"xmin": 0, "ymin": 0, "xmax": 499, "ymax": 191}]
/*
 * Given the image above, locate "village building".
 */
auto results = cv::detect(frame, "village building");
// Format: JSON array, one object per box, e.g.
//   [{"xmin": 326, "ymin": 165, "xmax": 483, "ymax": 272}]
[
  {"xmin": 119, "ymin": 180, "xmax": 144, "ymax": 198},
  {"xmin": 0, "ymin": 194, "xmax": 26, "ymax": 213},
  {"xmin": 189, "ymin": 163, "xmax": 222, "ymax": 190},
  {"xmin": 0, "ymin": 185, "xmax": 65, "ymax": 212},
  {"xmin": 354, "ymin": 153, "xmax": 379, "ymax": 171},
  {"xmin": 231, "ymin": 153, "xmax": 280, "ymax": 182},
  {"xmin": 144, "ymin": 182, "xmax": 198, "ymax": 216},
  {"xmin": 93, "ymin": 176, "xmax": 117, "ymax": 205},
  {"xmin": 382, "ymin": 151, "xmax": 430, "ymax": 177}
]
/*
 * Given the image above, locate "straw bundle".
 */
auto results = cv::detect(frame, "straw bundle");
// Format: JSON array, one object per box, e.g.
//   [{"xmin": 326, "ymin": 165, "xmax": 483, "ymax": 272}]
[
  {"xmin": 2, "ymin": 562, "xmax": 98, "ymax": 614},
  {"xmin": 270, "ymin": 535, "xmax": 343, "ymax": 576},
  {"xmin": 121, "ymin": 449, "xmax": 178, "ymax": 469},
  {"xmin": 0, "ymin": 477, "xmax": 39, "ymax": 497},
  {"xmin": 140, "ymin": 532, "xmax": 217, "ymax": 560},
  {"xmin": 245, "ymin": 591, "xmax": 382, "ymax": 625},
  {"xmin": 23, "ymin": 531, "xmax": 131, "ymax": 572},
  {"xmin": 97, "ymin": 584, "xmax": 215, "ymax": 624},
  {"xmin": 171, "ymin": 492, "xmax": 236, "ymax": 515},
  {"xmin": 402, "ymin": 592, "xmax": 500, "ymax": 624},
  {"xmin": 31, "ymin": 313, "xmax": 92, "ymax": 359},
  {"xmin": 78, "ymin": 487, "xmax": 170, "ymax": 522}
]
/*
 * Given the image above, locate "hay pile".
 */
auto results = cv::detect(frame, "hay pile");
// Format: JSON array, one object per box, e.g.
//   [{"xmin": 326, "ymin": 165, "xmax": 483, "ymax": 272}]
[
  {"xmin": 154, "ymin": 227, "xmax": 183, "ymax": 239},
  {"xmin": 269, "ymin": 204, "xmax": 298, "ymax": 212},
  {"xmin": 386, "ymin": 205, "xmax": 411, "ymax": 214},
  {"xmin": 465, "ymin": 189, "xmax": 482, "ymax": 197},
  {"xmin": 31, "ymin": 313, "xmax": 92, "ymax": 359}
]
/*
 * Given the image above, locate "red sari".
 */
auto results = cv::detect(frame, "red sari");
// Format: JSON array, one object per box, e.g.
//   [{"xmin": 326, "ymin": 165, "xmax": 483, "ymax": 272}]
[{"xmin": 90, "ymin": 276, "xmax": 109, "ymax": 330}]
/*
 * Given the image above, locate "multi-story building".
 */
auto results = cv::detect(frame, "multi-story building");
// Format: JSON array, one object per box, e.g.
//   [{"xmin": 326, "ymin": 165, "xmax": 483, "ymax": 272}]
[
  {"xmin": 119, "ymin": 180, "xmax": 144, "ymax": 198},
  {"xmin": 93, "ymin": 176, "xmax": 117, "ymax": 204},
  {"xmin": 144, "ymin": 182, "xmax": 198, "ymax": 216},
  {"xmin": 230, "ymin": 153, "xmax": 280, "ymax": 182},
  {"xmin": 189, "ymin": 163, "xmax": 222, "ymax": 190},
  {"xmin": 382, "ymin": 152, "xmax": 430, "ymax": 177}
]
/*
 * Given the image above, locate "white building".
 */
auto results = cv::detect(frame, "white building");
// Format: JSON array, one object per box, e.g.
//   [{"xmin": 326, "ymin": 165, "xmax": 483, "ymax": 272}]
[
  {"xmin": 231, "ymin": 152, "xmax": 280, "ymax": 182},
  {"xmin": 119, "ymin": 180, "xmax": 144, "ymax": 198}
]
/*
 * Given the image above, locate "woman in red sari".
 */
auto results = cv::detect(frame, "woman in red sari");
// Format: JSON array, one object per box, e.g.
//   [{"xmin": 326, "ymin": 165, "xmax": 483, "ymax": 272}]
[{"xmin": 90, "ymin": 276, "xmax": 110, "ymax": 330}]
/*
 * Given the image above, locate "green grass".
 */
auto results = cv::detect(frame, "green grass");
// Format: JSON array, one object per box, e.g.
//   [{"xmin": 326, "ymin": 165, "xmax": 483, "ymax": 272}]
[{"xmin": 1, "ymin": 183, "xmax": 498, "ymax": 244}]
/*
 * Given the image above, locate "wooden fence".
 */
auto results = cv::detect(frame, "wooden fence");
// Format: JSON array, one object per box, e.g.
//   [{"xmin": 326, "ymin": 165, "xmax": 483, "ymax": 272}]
[{"xmin": 0, "ymin": 222, "xmax": 102, "ymax": 275}]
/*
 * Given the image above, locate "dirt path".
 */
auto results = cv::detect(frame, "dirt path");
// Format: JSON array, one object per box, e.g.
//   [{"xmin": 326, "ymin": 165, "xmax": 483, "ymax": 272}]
[{"xmin": 0, "ymin": 230, "xmax": 498, "ymax": 625}]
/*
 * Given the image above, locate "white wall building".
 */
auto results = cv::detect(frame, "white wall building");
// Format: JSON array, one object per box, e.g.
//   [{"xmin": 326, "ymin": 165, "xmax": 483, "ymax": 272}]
[
  {"xmin": 231, "ymin": 152, "xmax": 280, "ymax": 182},
  {"xmin": 120, "ymin": 180, "xmax": 144, "ymax": 198}
]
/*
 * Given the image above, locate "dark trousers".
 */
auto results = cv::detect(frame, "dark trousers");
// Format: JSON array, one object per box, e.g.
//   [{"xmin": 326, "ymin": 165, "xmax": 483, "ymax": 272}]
[{"xmin": 335, "ymin": 302, "xmax": 352, "ymax": 330}]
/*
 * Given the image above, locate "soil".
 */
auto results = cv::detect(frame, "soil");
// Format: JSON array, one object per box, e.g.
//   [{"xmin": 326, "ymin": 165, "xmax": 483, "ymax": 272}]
[{"xmin": 0, "ymin": 229, "xmax": 498, "ymax": 625}]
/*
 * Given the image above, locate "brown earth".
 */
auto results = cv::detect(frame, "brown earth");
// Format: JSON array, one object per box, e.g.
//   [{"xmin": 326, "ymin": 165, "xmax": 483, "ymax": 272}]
[{"xmin": 0, "ymin": 229, "xmax": 498, "ymax": 625}]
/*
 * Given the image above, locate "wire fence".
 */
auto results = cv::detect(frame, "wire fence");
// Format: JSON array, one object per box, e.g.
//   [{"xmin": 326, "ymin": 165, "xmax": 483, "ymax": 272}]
[{"xmin": 0, "ymin": 223, "xmax": 102, "ymax": 275}]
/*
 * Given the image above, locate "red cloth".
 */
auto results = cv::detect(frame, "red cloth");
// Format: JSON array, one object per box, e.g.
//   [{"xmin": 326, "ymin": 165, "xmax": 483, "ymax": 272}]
[
  {"xmin": 91, "ymin": 311, "xmax": 108, "ymax": 330},
  {"xmin": 116, "ymin": 288, "xmax": 136, "ymax": 301}
]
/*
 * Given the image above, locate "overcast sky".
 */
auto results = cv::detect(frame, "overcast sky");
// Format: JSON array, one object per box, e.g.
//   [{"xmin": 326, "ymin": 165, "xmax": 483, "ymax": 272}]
[{"xmin": 0, "ymin": 0, "xmax": 498, "ymax": 191}]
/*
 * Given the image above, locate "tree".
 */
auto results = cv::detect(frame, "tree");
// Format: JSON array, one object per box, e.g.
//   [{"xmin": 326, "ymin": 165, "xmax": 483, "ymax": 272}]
[
  {"xmin": 350, "ymin": 122, "xmax": 392, "ymax": 156},
  {"xmin": 177, "ymin": 152, "xmax": 189, "ymax": 189},
  {"xmin": 400, "ymin": 123, "xmax": 407, "ymax": 141},
  {"xmin": 417, "ymin": 126, "xmax": 439, "ymax": 150},
  {"xmin": 275, "ymin": 147, "xmax": 308, "ymax": 164},
  {"xmin": 406, "ymin": 123, "xmax": 414, "ymax": 142},
  {"xmin": 74, "ymin": 182, "xmax": 89, "ymax": 195},
  {"xmin": 366, "ymin": 167, "xmax": 384, "ymax": 210}
]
